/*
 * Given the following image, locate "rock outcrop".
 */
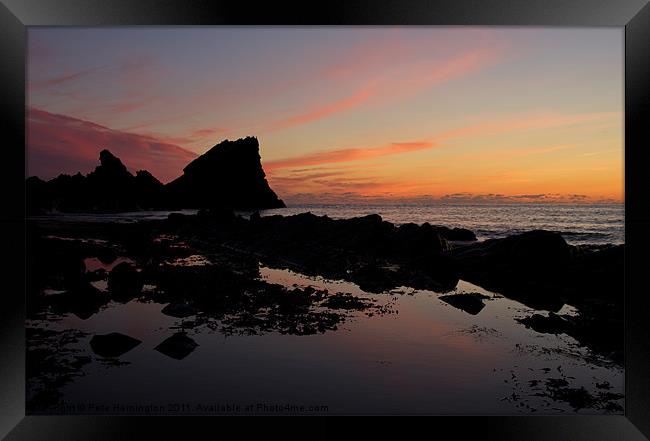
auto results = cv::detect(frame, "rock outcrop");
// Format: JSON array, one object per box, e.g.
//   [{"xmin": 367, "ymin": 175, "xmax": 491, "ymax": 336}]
[
  {"xmin": 90, "ymin": 332, "xmax": 142, "ymax": 358},
  {"xmin": 27, "ymin": 210, "xmax": 624, "ymax": 361},
  {"xmin": 203, "ymin": 211, "xmax": 461, "ymax": 292},
  {"xmin": 448, "ymin": 230, "xmax": 623, "ymax": 312},
  {"xmin": 154, "ymin": 333, "xmax": 199, "ymax": 360},
  {"xmin": 26, "ymin": 137, "xmax": 285, "ymax": 214},
  {"xmin": 26, "ymin": 149, "xmax": 165, "ymax": 213},
  {"xmin": 166, "ymin": 137, "xmax": 284, "ymax": 209}
]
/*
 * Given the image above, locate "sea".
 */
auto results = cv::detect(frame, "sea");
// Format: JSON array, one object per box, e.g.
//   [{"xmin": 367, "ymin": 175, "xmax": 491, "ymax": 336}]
[{"xmin": 31, "ymin": 203, "xmax": 625, "ymax": 246}]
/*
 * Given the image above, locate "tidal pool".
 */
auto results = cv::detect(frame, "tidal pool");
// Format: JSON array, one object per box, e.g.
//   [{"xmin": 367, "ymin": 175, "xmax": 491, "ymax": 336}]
[{"xmin": 26, "ymin": 263, "xmax": 623, "ymax": 415}]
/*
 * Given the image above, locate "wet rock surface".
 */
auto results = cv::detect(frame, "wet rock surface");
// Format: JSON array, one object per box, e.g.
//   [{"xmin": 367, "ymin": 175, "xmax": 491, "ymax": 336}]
[
  {"xmin": 498, "ymin": 363, "xmax": 624, "ymax": 413},
  {"xmin": 26, "ymin": 327, "xmax": 91, "ymax": 412},
  {"xmin": 161, "ymin": 302, "xmax": 198, "ymax": 318},
  {"xmin": 154, "ymin": 333, "xmax": 199, "ymax": 360},
  {"xmin": 517, "ymin": 309, "xmax": 622, "ymax": 364},
  {"xmin": 108, "ymin": 262, "xmax": 143, "ymax": 301},
  {"xmin": 90, "ymin": 333, "xmax": 142, "ymax": 358},
  {"xmin": 27, "ymin": 211, "xmax": 623, "ymax": 360},
  {"xmin": 448, "ymin": 231, "xmax": 622, "ymax": 308},
  {"xmin": 439, "ymin": 292, "xmax": 491, "ymax": 315}
]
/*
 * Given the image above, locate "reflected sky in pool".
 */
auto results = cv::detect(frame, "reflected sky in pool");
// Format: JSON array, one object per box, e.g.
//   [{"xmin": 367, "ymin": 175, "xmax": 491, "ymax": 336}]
[{"xmin": 27, "ymin": 263, "xmax": 623, "ymax": 415}]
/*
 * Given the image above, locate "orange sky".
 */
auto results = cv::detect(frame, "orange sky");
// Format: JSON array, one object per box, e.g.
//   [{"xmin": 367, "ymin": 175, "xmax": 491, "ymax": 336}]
[{"xmin": 27, "ymin": 28, "xmax": 624, "ymax": 204}]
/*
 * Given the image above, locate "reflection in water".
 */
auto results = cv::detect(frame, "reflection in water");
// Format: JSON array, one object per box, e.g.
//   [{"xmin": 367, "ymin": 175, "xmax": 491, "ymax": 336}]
[{"xmin": 27, "ymin": 262, "xmax": 623, "ymax": 415}]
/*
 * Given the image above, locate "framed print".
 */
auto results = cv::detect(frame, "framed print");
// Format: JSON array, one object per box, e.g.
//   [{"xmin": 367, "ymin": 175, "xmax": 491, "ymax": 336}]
[{"xmin": 1, "ymin": 0, "xmax": 649, "ymax": 439}]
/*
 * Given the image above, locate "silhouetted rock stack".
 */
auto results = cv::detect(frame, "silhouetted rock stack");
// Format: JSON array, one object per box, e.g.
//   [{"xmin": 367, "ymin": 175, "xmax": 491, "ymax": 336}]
[
  {"xmin": 26, "ymin": 149, "xmax": 165, "ymax": 213},
  {"xmin": 89, "ymin": 149, "xmax": 165, "ymax": 212},
  {"xmin": 166, "ymin": 137, "xmax": 285, "ymax": 209},
  {"xmin": 26, "ymin": 136, "xmax": 285, "ymax": 214}
]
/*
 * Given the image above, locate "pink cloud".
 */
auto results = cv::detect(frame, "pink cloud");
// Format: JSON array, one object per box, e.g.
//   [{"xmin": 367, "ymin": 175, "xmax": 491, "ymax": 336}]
[
  {"xmin": 27, "ymin": 107, "xmax": 197, "ymax": 183},
  {"xmin": 267, "ymin": 83, "xmax": 378, "ymax": 132},
  {"xmin": 265, "ymin": 110, "xmax": 618, "ymax": 173},
  {"xmin": 265, "ymin": 47, "xmax": 501, "ymax": 133},
  {"xmin": 104, "ymin": 100, "xmax": 151, "ymax": 114},
  {"xmin": 29, "ymin": 65, "xmax": 108, "ymax": 90},
  {"xmin": 265, "ymin": 141, "xmax": 436, "ymax": 170},
  {"xmin": 132, "ymin": 127, "xmax": 231, "ymax": 149},
  {"xmin": 191, "ymin": 128, "xmax": 229, "ymax": 138}
]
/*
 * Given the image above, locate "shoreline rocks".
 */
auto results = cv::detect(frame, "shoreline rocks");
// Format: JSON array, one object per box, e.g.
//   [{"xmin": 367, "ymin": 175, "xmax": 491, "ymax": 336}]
[
  {"xmin": 90, "ymin": 332, "xmax": 141, "ymax": 358},
  {"xmin": 27, "ymin": 210, "xmax": 623, "ymax": 361}
]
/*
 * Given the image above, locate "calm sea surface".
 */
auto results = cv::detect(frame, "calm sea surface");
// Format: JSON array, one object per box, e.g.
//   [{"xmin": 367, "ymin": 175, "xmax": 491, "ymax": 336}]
[{"xmin": 32, "ymin": 203, "xmax": 624, "ymax": 245}]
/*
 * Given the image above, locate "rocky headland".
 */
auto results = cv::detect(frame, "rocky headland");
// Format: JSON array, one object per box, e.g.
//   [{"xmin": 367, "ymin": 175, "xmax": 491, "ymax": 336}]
[{"xmin": 26, "ymin": 136, "xmax": 285, "ymax": 214}]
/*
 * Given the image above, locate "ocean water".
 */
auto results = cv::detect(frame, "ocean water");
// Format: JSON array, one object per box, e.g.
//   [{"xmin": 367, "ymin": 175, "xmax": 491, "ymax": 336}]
[{"xmin": 30, "ymin": 203, "xmax": 624, "ymax": 246}]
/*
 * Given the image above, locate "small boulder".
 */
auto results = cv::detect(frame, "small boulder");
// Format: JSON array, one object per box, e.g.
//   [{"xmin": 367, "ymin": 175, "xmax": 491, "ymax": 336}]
[
  {"xmin": 154, "ymin": 332, "xmax": 198, "ymax": 360},
  {"xmin": 439, "ymin": 292, "xmax": 490, "ymax": 315},
  {"xmin": 517, "ymin": 312, "xmax": 574, "ymax": 335},
  {"xmin": 434, "ymin": 226, "xmax": 477, "ymax": 242},
  {"xmin": 395, "ymin": 223, "xmax": 449, "ymax": 257},
  {"xmin": 161, "ymin": 302, "xmax": 197, "ymax": 318},
  {"xmin": 90, "ymin": 332, "xmax": 141, "ymax": 358},
  {"xmin": 108, "ymin": 262, "xmax": 143, "ymax": 299}
]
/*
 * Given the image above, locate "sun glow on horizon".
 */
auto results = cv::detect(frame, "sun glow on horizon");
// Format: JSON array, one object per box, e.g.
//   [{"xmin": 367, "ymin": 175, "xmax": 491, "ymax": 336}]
[{"xmin": 27, "ymin": 27, "xmax": 624, "ymax": 204}]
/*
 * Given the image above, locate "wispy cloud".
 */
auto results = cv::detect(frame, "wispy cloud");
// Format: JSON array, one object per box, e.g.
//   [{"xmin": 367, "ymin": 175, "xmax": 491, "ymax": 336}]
[
  {"xmin": 436, "ymin": 112, "xmax": 619, "ymax": 140},
  {"xmin": 265, "ymin": 47, "xmax": 501, "ymax": 133},
  {"xmin": 27, "ymin": 108, "xmax": 197, "ymax": 182},
  {"xmin": 29, "ymin": 65, "xmax": 108, "ymax": 90},
  {"xmin": 104, "ymin": 100, "xmax": 151, "ymax": 115},
  {"xmin": 266, "ymin": 141, "xmax": 435, "ymax": 170},
  {"xmin": 191, "ymin": 128, "xmax": 229, "ymax": 138},
  {"xmin": 267, "ymin": 83, "xmax": 378, "ymax": 132},
  {"xmin": 267, "ymin": 111, "xmax": 619, "ymax": 172}
]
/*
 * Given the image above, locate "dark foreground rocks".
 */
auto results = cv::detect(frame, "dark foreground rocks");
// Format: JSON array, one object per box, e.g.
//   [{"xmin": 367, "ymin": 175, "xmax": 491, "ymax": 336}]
[
  {"xmin": 448, "ymin": 230, "xmax": 623, "ymax": 362},
  {"xmin": 90, "ymin": 333, "xmax": 142, "ymax": 358},
  {"xmin": 26, "ymin": 328, "xmax": 91, "ymax": 412},
  {"xmin": 169, "ymin": 213, "xmax": 624, "ymax": 362},
  {"xmin": 439, "ymin": 293, "xmax": 491, "ymax": 315},
  {"xmin": 154, "ymin": 333, "xmax": 199, "ymax": 360},
  {"xmin": 108, "ymin": 262, "xmax": 143, "ymax": 300},
  {"xmin": 161, "ymin": 302, "xmax": 198, "ymax": 318},
  {"xmin": 212, "ymin": 212, "xmax": 465, "ymax": 293},
  {"xmin": 449, "ymin": 230, "xmax": 623, "ymax": 310},
  {"xmin": 27, "ymin": 210, "xmax": 623, "ymax": 362}
]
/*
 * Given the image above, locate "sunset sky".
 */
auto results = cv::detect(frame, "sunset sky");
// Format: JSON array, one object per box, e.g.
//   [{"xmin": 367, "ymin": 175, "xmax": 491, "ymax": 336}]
[{"xmin": 27, "ymin": 27, "xmax": 623, "ymax": 204}]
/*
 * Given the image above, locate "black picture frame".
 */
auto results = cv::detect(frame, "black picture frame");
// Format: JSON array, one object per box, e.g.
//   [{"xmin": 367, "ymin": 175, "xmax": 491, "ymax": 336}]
[{"xmin": 1, "ymin": 0, "xmax": 649, "ymax": 438}]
